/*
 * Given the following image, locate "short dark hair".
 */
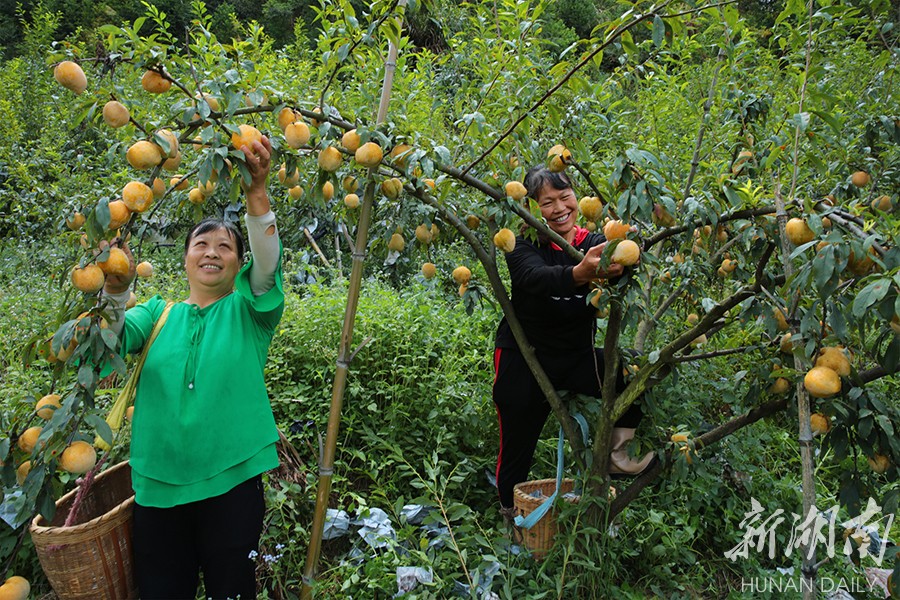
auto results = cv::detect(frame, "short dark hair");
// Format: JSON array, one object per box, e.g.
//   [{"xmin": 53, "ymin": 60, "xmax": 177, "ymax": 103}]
[
  {"xmin": 523, "ymin": 166, "xmax": 572, "ymax": 201},
  {"xmin": 184, "ymin": 217, "xmax": 246, "ymax": 261}
]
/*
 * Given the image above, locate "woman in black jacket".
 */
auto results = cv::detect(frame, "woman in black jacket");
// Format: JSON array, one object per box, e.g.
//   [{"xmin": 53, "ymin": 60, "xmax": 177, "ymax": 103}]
[{"xmin": 493, "ymin": 166, "xmax": 651, "ymax": 515}]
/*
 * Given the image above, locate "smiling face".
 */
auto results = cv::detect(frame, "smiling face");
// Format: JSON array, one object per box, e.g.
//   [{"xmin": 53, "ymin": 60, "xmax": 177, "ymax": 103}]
[
  {"xmin": 184, "ymin": 226, "xmax": 242, "ymax": 299},
  {"xmin": 535, "ymin": 180, "xmax": 579, "ymax": 243}
]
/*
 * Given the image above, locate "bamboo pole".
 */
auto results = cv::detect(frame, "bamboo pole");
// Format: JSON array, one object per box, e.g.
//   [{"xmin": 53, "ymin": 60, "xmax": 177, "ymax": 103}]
[{"xmin": 301, "ymin": 4, "xmax": 407, "ymax": 597}]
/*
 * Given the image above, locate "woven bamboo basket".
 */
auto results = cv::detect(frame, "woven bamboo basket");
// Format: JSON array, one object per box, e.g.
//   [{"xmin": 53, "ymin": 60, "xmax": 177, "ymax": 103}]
[
  {"xmin": 512, "ymin": 478, "xmax": 580, "ymax": 559},
  {"xmin": 30, "ymin": 460, "xmax": 137, "ymax": 600}
]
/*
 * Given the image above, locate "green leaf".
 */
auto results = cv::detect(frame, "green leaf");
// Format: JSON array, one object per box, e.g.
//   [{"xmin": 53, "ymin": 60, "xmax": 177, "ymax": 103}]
[
  {"xmin": 621, "ymin": 31, "xmax": 638, "ymax": 57},
  {"xmin": 86, "ymin": 414, "xmax": 113, "ymax": 446},
  {"xmin": 852, "ymin": 279, "xmax": 891, "ymax": 317},
  {"xmin": 652, "ymin": 15, "xmax": 665, "ymax": 48}
]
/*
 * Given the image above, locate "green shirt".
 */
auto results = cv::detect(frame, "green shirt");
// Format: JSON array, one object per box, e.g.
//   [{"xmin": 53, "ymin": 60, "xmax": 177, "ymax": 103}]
[{"xmin": 121, "ymin": 257, "xmax": 284, "ymax": 507}]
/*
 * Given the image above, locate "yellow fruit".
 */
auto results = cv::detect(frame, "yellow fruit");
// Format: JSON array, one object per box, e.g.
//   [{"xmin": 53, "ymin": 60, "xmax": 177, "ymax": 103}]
[
  {"xmin": 871, "ymin": 195, "xmax": 892, "ymax": 211},
  {"xmin": 171, "ymin": 175, "xmax": 189, "ymax": 191},
  {"xmin": 193, "ymin": 92, "xmax": 220, "ymax": 116},
  {"xmin": 355, "ymin": 142, "xmax": 383, "ymax": 168},
  {"xmin": 431, "ymin": 224, "xmax": 440, "ymax": 240},
  {"xmin": 780, "ymin": 333, "xmax": 793, "ymax": 354},
  {"xmin": 731, "ymin": 149, "xmax": 753, "ymax": 175},
  {"xmin": 318, "ymin": 146, "xmax": 343, "ymax": 172},
  {"xmin": 848, "ymin": 247, "xmax": 876, "ymax": 276},
  {"xmin": 106, "ymin": 200, "xmax": 131, "ymax": 230},
  {"xmin": 686, "ymin": 313, "xmax": 699, "ymax": 325},
  {"xmin": 690, "ymin": 334, "xmax": 707, "ymax": 347},
  {"xmin": 125, "ymin": 406, "xmax": 134, "ymax": 421},
  {"xmin": 98, "ymin": 247, "xmax": 129, "ymax": 276},
  {"xmin": 421, "ymin": 262, "xmax": 437, "ymax": 279},
  {"xmin": 388, "ymin": 233, "xmax": 405, "ymax": 252},
  {"xmin": 774, "ymin": 308, "xmax": 789, "ymax": 331},
  {"xmin": 821, "ymin": 217, "xmax": 832, "ymax": 229},
  {"xmin": 673, "ymin": 253, "xmax": 685, "ymax": 265},
  {"xmin": 344, "ymin": 193, "xmax": 360, "ymax": 209},
  {"xmin": 17, "ymin": 427, "xmax": 42, "ymax": 453},
  {"xmin": 102, "ymin": 101, "xmax": 130, "ymax": 128},
  {"xmin": 815, "ymin": 346, "xmax": 851, "ymax": 377},
  {"xmin": 721, "ymin": 258, "xmax": 737, "ymax": 273},
  {"xmin": 136, "ymin": 261, "xmax": 153, "ymax": 278},
  {"xmin": 322, "ymin": 181, "xmax": 335, "ymax": 201},
  {"xmin": 670, "ymin": 433, "xmax": 689, "ymax": 443},
  {"xmin": 547, "ymin": 146, "xmax": 571, "ymax": 172},
  {"xmin": 0, "ymin": 575, "xmax": 30, "ymax": 600},
  {"xmin": 810, "ymin": 413, "xmax": 831, "ymax": 436},
  {"xmin": 284, "ymin": 122, "xmax": 310, "ymax": 149},
  {"xmin": 466, "ymin": 215, "xmax": 481, "ymax": 229},
  {"xmin": 59, "ymin": 441, "xmax": 96, "ymax": 474},
  {"xmin": 423, "ymin": 178, "xmax": 435, "ymax": 191},
  {"xmin": 122, "ymin": 181, "xmax": 153, "ymax": 213},
  {"xmin": 452, "ymin": 266, "xmax": 471, "ymax": 285},
  {"xmin": 141, "ymin": 69, "xmax": 171, "ymax": 93},
  {"xmin": 768, "ymin": 377, "xmax": 789, "ymax": 396},
  {"xmin": 231, "ymin": 124, "xmax": 263, "ymax": 151},
  {"xmin": 785, "ymin": 218, "xmax": 815, "ymax": 245},
  {"xmin": 71, "ymin": 264, "xmax": 105, "ymax": 293},
  {"xmin": 390, "ymin": 144, "xmax": 413, "ymax": 168},
  {"xmin": 162, "ymin": 151, "xmax": 181, "ymax": 172},
  {"xmin": 15, "ymin": 462, "xmax": 31, "ymax": 486},
  {"xmin": 151, "ymin": 178, "xmax": 165, "ymax": 199},
  {"xmin": 868, "ymin": 453, "xmax": 890, "ymax": 474},
  {"xmin": 611, "ymin": 239, "xmax": 641, "ymax": 266},
  {"xmin": 342, "ymin": 175, "xmax": 359, "ymax": 193},
  {"xmin": 154, "ymin": 129, "xmax": 179, "ymax": 158},
  {"xmin": 494, "ymin": 228, "xmax": 516, "ymax": 253},
  {"xmin": 851, "ymin": 170, "xmax": 870, "ymax": 188},
  {"xmin": 54, "ymin": 61, "xmax": 87, "ymax": 94},
  {"xmin": 603, "ymin": 220, "xmax": 630, "ymax": 241},
  {"xmin": 341, "ymin": 129, "xmax": 361, "ymax": 152},
  {"xmin": 277, "ymin": 107, "xmax": 297, "ymax": 130},
  {"xmin": 381, "ymin": 178, "xmax": 402, "ymax": 199},
  {"xmin": 126, "ymin": 291, "xmax": 137, "ymax": 309},
  {"xmin": 126, "ymin": 140, "xmax": 163, "ymax": 171},
  {"xmin": 579, "ymin": 196, "xmax": 603, "ymax": 222},
  {"xmin": 310, "ymin": 107, "xmax": 325, "ymax": 127},
  {"xmin": 289, "ymin": 186, "xmax": 304, "ymax": 200},
  {"xmin": 415, "ymin": 224, "xmax": 433, "ymax": 245},
  {"xmin": 66, "ymin": 212, "xmax": 85, "ymax": 230},
  {"xmin": 891, "ymin": 315, "xmax": 900, "ymax": 335},
  {"xmin": 505, "ymin": 181, "xmax": 527, "ymax": 201},
  {"xmin": 36, "ymin": 394, "xmax": 61, "ymax": 419},
  {"xmin": 804, "ymin": 366, "xmax": 841, "ymax": 398},
  {"xmin": 278, "ymin": 164, "xmax": 300, "ymax": 187},
  {"xmin": 188, "ymin": 187, "xmax": 205, "ymax": 205},
  {"xmin": 458, "ymin": 283, "xmax": 468, "ymax": 297}
]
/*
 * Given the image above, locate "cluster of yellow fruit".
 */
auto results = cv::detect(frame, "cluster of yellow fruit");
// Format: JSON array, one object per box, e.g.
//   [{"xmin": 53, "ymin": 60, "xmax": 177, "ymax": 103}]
[{"xmin": 803, "ymin": 346, "xmax": 850, "ymax": 398}]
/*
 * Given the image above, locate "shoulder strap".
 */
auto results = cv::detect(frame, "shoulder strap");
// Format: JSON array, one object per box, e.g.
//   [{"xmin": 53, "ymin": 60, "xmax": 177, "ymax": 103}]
[{"xmin": 95, "ymin": 301, "xmax": 175, "ymax": 451}]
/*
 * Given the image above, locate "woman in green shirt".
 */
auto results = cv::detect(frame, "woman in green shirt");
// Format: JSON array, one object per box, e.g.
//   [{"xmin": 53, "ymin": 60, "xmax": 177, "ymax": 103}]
[{"xmin": 105, "ymin": 136, "xmax": 282, "ymax": 599}]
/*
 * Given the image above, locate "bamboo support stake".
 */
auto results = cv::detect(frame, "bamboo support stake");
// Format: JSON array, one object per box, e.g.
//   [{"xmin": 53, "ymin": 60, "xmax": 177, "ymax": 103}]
[{"xmin": 301, "ymin": 4, "xmax": 407, "ymax": 597}]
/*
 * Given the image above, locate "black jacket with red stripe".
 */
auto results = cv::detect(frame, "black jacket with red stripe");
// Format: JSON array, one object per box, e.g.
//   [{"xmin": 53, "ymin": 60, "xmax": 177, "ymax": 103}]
[{"xmin": 494, "ymin": 226, "xmax": 605, "ymax": 353}]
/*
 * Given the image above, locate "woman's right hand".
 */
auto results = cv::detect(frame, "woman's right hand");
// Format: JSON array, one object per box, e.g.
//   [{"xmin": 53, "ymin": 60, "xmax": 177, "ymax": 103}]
[
  {"xmin": 103, "ymin": 238, "xmax": 137, "ymax": 295},
  {"xmin": 572, "ymin": 243, "xmax": 625, "ymax": 285}
]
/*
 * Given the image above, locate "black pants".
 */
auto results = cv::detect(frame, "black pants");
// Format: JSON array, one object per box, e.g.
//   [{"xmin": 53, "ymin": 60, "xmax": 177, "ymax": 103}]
[
  {"xmin": 133, "ymin": 475, "xmax": 265, "ymax": 600},
  {"xmin": 492, "ymin": 347, "xmax": 642, "ymax": 508}
]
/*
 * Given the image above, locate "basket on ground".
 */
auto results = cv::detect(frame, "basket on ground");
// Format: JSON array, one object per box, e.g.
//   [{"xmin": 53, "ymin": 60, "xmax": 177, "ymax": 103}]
[
  {"xmin": 512, "ymin": 478, "xmax": 580, "ymax": 559},
  {"xmin": 30, "ymin": 460, "xmax": 137, "ymax": 600}
]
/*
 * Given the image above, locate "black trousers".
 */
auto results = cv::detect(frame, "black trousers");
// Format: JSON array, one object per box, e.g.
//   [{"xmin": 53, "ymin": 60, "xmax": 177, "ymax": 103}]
[
  {"xmin": 133, "ymin": 475, "xmax": 265, "ymax": 600},
  {"xmin": 492, "ymin": 346, "xmax": 643, "ymax": 508}
]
